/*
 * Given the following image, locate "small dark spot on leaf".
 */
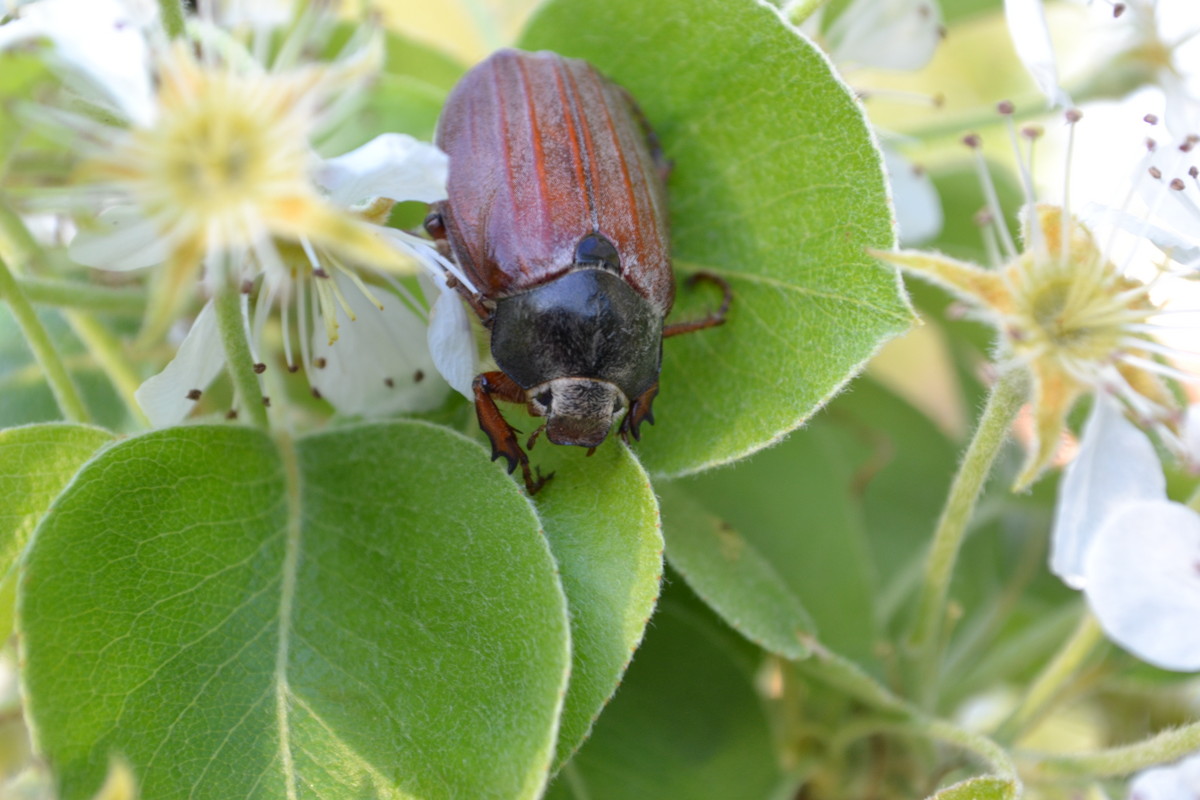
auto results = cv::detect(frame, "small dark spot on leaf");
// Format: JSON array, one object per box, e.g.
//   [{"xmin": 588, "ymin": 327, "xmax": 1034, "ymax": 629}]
[{"xmin": 186, "ymin": 389, "xmax": 202, "ymax": 401}]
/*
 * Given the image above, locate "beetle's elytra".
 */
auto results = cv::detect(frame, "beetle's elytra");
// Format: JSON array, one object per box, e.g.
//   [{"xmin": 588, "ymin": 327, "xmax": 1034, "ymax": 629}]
[{"xmin": 427, "ymin": 49, "xmax": 730, "ymax": 493}]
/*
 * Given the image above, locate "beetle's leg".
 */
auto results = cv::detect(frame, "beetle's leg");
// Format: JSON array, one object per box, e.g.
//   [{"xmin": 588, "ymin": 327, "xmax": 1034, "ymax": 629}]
[
  {"xmin": 662, "ymin": 271, "xmax": 732, "ymax": 338},
  {"xmin": 473, "ymin": 371, "xmax": 553, "ymax": 494},
  {"xmin": 424, "ymin": 205, "xmax": 496, "ymax": 322},
  {"xmin": 619, "ymin": 382, "xmax": 659, "ymax": 442}
]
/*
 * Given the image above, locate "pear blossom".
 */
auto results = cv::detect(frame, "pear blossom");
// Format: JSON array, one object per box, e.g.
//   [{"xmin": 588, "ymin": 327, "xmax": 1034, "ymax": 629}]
[
  {"xmin": 1052, "ymin": 396, "xmax": 1200, "ymax": 671},
  {"xmin": 133, "ymin": 131, "xmax": 477, "ymax": 425},
  {"xmin": 1128, "ymin": 752, "xmax": 1200, "ymax": 799},
  {"xmin": 1004, "ymin": 0, "xmax": 1072, "ymax": 108},
  {"xmin": 818, "ymin": 0, "xmax": 945, "ymax": 72},
  {"xmin": 1004, "ymin": 0, "xmax": 1199, "ymax": 130},
  {"xmin": 875, "ymin": 111, "xmax": 1191, "ymax": 489},
  {"xmin": 1, "ymin": 0, "xmax": 479, "ymax": 423}
]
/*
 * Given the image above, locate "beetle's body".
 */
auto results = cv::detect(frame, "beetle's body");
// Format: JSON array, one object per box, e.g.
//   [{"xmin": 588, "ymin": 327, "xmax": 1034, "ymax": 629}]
[
  {"xmin": 434, "ymin": 49, "xmax": 674, "ymax": 313},
  {"xmin": 428, "ymin": 49, "xmax": 728, "ymax": 492}
]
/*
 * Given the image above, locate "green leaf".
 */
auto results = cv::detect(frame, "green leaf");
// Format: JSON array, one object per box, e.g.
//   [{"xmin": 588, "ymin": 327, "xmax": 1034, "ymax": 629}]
[
  {"xmin": 545, "ymin": 589, "xmax": 783, "ymax": 799},
  {"xmin": 658, "ymin": 484, "xmax": 814, "ymax": 660},
  {"xmin": 21, "ymin": 421, "xmax": 570, "ymax": 800},
  {"xmin": 927, "ymin": 775, "xmax": 1018, "ymax": 800},
  {"xmin": 0, "ymin": 423, "xmax": 112, "ymax": 576},
  {"xmin": 0, "ymin": 423, "xmax": 113, "ymax": 636},
  {"xmin": 530, "ymin": 440, "xmax": 663, "ymax": 768},
  {"xmin": 520, "ymin": 0, "xmax": 913, "ymax": 478},
  {"xmin": 670, "ymin": 423, "xmax": 879, "ymax": 664}
]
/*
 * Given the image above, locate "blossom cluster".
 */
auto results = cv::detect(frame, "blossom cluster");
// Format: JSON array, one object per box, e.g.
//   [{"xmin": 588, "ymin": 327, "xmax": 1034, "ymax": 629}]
[{"xmin": 0, "ymin": 0, "xmax": 477, "ymax": 426}]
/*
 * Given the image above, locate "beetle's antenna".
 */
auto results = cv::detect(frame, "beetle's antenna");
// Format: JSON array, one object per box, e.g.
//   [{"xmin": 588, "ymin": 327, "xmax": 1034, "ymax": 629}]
[{"xmin": 527, "ymin": 423, "xmax": 547, "ymax": 451}]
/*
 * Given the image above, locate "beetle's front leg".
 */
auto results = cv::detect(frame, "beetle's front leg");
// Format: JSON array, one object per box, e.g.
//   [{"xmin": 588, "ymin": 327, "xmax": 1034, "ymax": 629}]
[
  {"xmin": 473, "ymin": 371, "xmax": 553, "ymax": 494},
  {"xmin": 620, "ymin": 382, "xmax": 659, "ymax": 442}
]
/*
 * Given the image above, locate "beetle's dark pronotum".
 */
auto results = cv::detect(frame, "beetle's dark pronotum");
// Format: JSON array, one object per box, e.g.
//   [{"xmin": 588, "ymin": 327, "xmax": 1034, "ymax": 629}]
[{"xmin": 427, "ymin": 48, "xmax": 730, "ymax": 493}]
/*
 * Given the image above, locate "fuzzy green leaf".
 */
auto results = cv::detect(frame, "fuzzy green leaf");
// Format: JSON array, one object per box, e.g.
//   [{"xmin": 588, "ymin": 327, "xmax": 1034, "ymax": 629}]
[
  {"xmin": 530, "ymin": 440, "xmax": 663, "ymax": 768},
  {"xmin": 520, "ymin": 0, "xmax": 913, "ymax": 478},
  {"xmin": 0, "ymin": 422, "xmax": 113, "ymax": 637},
  {"xmin": 20, "ymin": 422, "xmax": 570, "ymax": 800},
  {"xmin": 659, "ymin": 484, "xmax": 814, "ymax": 660},
  {"xmin": 545, "ymin": 590, "xmax": 783, "ymax": 799},
  {"xmin": 671, "ymin": 423, "xmax": 879, "ymax": 664},
  {"xmin": 0, "ymin": 423, "xmax": 112, "ymax": 575}
]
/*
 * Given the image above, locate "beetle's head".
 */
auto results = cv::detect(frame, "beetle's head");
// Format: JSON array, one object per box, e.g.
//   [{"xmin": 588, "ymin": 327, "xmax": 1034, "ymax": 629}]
[
  {"xmin": 490, "ymin": 266, "xmax": 663, "ymax": 449},
  {"xmin": 527, "ymin": 377, "xmax": 625, "ymax": 447}
]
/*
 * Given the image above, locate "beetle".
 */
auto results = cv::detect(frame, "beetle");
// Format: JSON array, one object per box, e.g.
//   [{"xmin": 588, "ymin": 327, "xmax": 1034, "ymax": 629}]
[{"xmin": 425, "ymin": 49, "xmax": 730, "ymax": 493}]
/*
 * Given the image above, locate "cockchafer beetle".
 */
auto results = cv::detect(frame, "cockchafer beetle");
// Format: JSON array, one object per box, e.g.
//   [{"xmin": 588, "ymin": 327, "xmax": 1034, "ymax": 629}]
[{"xmin": 425, "ymin": 49, "xmax": 730, "ymax": 493}]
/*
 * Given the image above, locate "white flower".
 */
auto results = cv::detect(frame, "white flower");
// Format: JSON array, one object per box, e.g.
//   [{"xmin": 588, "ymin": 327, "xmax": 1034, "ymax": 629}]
[
  {"xmin": 134, "ymin": 132, "xmax": 476, "ymax": 425},
  {"xmin": 820, "ymin": 0, "xmax": 944, "ymax": 72},
  {"xmin": 1052, "ymin": 395, "xmax": 1200, "ymax": 671},
  {"xmin": 1051, "ymin": 395, "xmax": 1166, "ymax": 588},
  {"xmin": 882, "ymin": 145, "xmax": 944, "ymax": 245},
  {"xmin": 0, "ymin": 0, "xmax": 157, "ymax": 123},
  {"xmin": 1004, "ymin": 0, "xmax": 1072, "ymax": 108},
  {"xmin": 1128, "ymin": 751, "xmax": 1200, "ymax": 799},
  {"xmin": 4, "ymin": 0, "xmax": 483, "ymax": 423}
]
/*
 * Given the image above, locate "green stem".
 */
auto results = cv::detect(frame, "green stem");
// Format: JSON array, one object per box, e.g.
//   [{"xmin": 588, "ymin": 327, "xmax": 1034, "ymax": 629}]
[
  {"xmin": 784, "ymin": 0, "xmax": 829, "ymax": 26},
  {"xmin": 214, "ymin": 286, "xmax": 268, "ymax": 429},
  {"xmin": 1187, "ymin": 483, "xmax": 1200, "ymax": 513},
  {"xmin": 21, "ymin": 278, "xmax": 145, "ymax": 314},
  {"xmin": 993, "ymin": 613, "xmax": 1105, "ymax": 744},
  {"xmin": 799, "ymin": 643, "xmax": 1019, "ymax": 783},
  {"xmin": 1022, "ymin": 720, "xmax": 1200, "ymax": 779},
  {"xmin": 0, "ymin": 201, "xmax": 46, "ymax": 274},
  {"xmin": 0, "ymin": 255, "xmax": 89, "ymax": 423},
  {"xmin": 157, "ymin": 0, "xmax": 187, "ymax": 39},
  {"xmin": 63, "ymin": 311, "xmax": 150, "ymax": 428},
  {"xmin": 908, "ymin": 370, "xmax": 1026, "ymax": 676}
]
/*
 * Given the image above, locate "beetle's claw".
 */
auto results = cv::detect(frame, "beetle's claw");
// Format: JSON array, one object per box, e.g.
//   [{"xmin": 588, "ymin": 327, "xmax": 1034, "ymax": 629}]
[{"xmin": 525, "ymin": 465, "xmax": 555, "ymax": 495}]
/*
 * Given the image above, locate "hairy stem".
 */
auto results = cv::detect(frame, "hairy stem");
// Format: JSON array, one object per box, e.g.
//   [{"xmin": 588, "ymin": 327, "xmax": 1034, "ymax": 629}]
[
  {"xmin": 0, "ymin": 257, "xmax": 89, "ymax": 424},
  {"xmin": 214, "ymin": 286, "xmax": 268, "ymax": 429},
  {"xmin": 800, "ymin": 642, "xmax": 1020, "ymax": 784},
  {"xmin": 784, "ymin": 0, "xmax": 829, "ymax": 26},
  {"xmin": 157, "ymin": 0, "xmax": 187, "ymax": 39},
  {"xmin": 993, "ymin": 613, "xmax": 1105, "ymax": 744},
  {"xmin": 908, "ymin": 370, "xmax": 1027, "ymax": 693},
  {"xmin": 22, "ymin": 277, "xmax": 145, "ymax": 314},
  {"xmin": 1022, "ymin": 720, "xmax": 1200, "ymax": 778}
]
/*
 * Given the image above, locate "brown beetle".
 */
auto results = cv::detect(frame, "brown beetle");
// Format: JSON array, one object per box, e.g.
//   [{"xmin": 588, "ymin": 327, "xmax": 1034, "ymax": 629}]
[{"xmin": 426, "ymin": 49, "xmax": 729, "ymax": 493}]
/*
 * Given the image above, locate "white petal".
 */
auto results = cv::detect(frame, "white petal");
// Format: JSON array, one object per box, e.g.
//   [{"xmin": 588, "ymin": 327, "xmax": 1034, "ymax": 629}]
[
  {"xmin": 316, "ymin": 133, "xmax": 448, "ymax": 209},
  {"xmin": 1004, "ymin": 0, "xmax": 1072, "ymax": 108},
  {"xmin": 883, "ymin": 147, "xmax": 943, "ymax": 245},
  {"xmin": 423, "ymin": 271, "xmax": 477, "ymax": 400},
  {"xmin": 309, "ymin": 275, "xmax": 448, "ymax": 416},
  {"xmin": 211, "ymin": 0, "xmax": 292, "ymax": 28},
  {"xmin": 0, "ymin": 0, "xmax": 157, "ymax": 125},
  {"xmin": 1128, "ymin": 762, "xmax": 1194, "ymax": 800},
  {"xmin": 1083, "ymin": 500, "xmax": 1200, "ymax": 671},
  {"xmin": 1187, "ymin": 405, "xmax": 1200, "ymax": 463},
  {"xmin": 68, "ymin": 205, "xmax": 169, "ymax": 270},
  {"xmin": 134, "ymin": 301, "xmax": 225, "ymax": 427},
  {"xmin": 827, "ymin": 0, "xmax": 943, "ymax": 71},
  {"xmin": 1052, "ymin": 396, "xmax": 1167, "ymax": 589},
  {"xmin": 1090, "ymin": 205, "xmax": 1200, "ymax": 270}
]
